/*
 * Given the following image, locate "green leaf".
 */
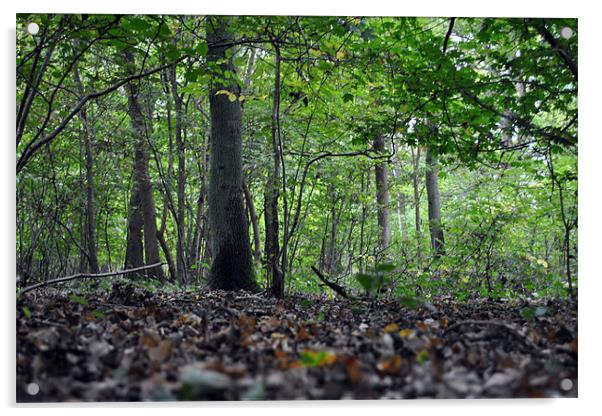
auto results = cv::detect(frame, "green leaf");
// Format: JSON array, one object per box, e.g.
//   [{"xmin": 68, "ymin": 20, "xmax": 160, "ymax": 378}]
[
  {"xmin": 520, "ymin": 307, "xmax": 535, "ymax": 321},
  {"xmin": 299, "ymin": 350, "xmax": 336, "ymax": 367},
  {"xmin": 22, "ymin": 306, "xmax": 31, "ymax": 318},
  {"xmin": 69, "ymin": 294, "xmax": 89, "ymax": 307},
  {"xmin": 398, "ymin": 296, "xmax": 421, "ymax": 310},
  {"xmin": 376, "ymin": 263, "xmax": 396, "ymax": 273},
  {"xmin": 91, "ymin": 309, "xmax": 105, "ymax": 319},
  {"xmin": 355, "ymin": 273, "xmax": 375, "ymax": 292},
  {"xmin": 196, "ymin": 41, "xmax": 208, "ymax": 57}
]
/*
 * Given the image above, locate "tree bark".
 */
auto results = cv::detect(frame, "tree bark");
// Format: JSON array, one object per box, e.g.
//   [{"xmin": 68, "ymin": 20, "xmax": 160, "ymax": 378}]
[
  {"xmin": 412, "ymin": 147, "xmax": 423, "ymax": 266},
  {"xmin": 188, "ymin": 130, "xmax": 209, "ymax": 280},
  {"xmin": 125, "ymin": 186, "xmax": 144, "ymax": 275},
  {"xmin": 73, "ymin": 57, "xmax": 99, "ymax": 274},
  {"xmin": 243, "ymin": 178, "xmax": 262, "ymax": 263},
  {"xmin": 265, "ymin": 41, "xmax": 284, "ymax": 298},
  {"xmin": 425, "ymin": 146, "xmax": 445, "ymax": 257},
  {"xmin": 206, "ymin": 17, "xmax": 256, "ymax": 291},
  {"xmin": 123, "ymin": 49, "xmax": 163, "ymax": 280},
  {"xmin": 373, "ymin": 135, "xmax": 391, "ymax": 253},
  {"xmin": 170, "ymin": 64, "xmax": 187, "ymax": 286}
]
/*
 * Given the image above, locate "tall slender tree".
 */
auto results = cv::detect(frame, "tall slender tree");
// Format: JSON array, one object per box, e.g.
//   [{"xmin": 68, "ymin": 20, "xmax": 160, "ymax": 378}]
[
  {"xmin": 425, "ymin": 145, "xmax": 445, "ymax": 257},
  {"xmin": 373, "ymin": 135, "xmax": 391, "ymax": 254},
  {"xmin": 123, "ymin": 48, "xmax": 163, "ymax": 280}
]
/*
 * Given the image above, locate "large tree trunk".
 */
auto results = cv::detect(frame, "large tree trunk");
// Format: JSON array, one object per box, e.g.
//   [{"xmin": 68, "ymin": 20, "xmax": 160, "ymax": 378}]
[
  {"xmin": 125, "ymin": 187, "xmax": 144, "ymax": 274},
  {"xmin": 425, "ymin": 146, "xmax": 445, "ymax": 257},
  {"xmin": 206, "ymin": 17, "xmax": 256, "ymax": 291},
  {"xmin": 123, "ymin": 50, "xmax": 163, "ymax": 280},
  {"xmin": 373, "ymin": 135, "xmax": 391, "ymax": 254},
  {"xmin": 170, "ymin": 64, "xmax": 187, "ymax": 286}
]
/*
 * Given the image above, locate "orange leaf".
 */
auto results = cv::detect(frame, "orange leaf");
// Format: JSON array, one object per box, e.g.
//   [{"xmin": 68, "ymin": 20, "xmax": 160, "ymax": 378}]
[
  {"xmin": 344, "ymin": 356, "xmax": 363, "ymax": 384},
  {"xmin": 377, "ymin": 355, "xmax": 403, "ymax": 376},
  {"xmin": 297, "ymin": 325, "xmax": 311, "ymax": 341},
  {"xmin": 441, "ymin": 317, "xmax": 449, "ymax": 329}
]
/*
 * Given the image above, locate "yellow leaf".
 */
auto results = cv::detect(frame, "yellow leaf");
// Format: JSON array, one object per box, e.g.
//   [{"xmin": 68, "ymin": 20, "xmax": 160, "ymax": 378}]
[
  {"xmin": 336, "ymin": 50, "xmax": 345, "ymax": 60},
  {"xmin": 383, "ymin": 323, "xmax": 399, "ymax": 333},
  {"xmin": 399, "ymin": 328, "xmax": 414, "ymax": 338},
  {"xmin": 215, "ymin": 89, "xmax": 237, "ymax": 102}
]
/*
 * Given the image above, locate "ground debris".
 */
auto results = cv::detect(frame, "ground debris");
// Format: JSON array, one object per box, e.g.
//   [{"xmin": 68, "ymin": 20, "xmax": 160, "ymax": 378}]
[{"xmin": 16, "ymin": 289, "xmax": 577, "ymax": 401}]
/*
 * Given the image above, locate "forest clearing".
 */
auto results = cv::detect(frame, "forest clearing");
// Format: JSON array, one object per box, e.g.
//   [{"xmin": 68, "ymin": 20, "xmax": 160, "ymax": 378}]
[{"xmin": 16, "ymin": 14, "xmax": 577, "ymax": 401}]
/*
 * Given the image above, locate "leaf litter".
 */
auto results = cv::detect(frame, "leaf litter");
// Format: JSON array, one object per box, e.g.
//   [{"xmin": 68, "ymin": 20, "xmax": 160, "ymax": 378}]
[{"xmin": 16, "ymin": 284, "xmax": 577, "ymax": 401}]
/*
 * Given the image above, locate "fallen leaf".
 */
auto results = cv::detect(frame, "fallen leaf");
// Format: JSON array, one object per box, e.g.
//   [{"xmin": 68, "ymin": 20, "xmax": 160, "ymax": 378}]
[{"xmin": 384, "ymin": 323, "xmax": 400, "ymax": 333}]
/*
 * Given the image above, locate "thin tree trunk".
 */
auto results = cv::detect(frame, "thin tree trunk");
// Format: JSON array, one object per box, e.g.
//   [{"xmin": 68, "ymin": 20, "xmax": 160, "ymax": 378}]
[
  {"xmin": 157, "ymin": 229, "xmax": 176, "ymax": 281},
  {"xmin": 206, "ymin": 17, "xmax": 256, "ymax": 291},
  {"xmin": 326, "ymin": 189, "xmax": 339, "ymax": 275},
  {"xmin": 170, "ymin": 64, "xmax": 187, "ymax": 286},
  {"xmin": 412, "ymin": 147, "xmax": 423, "ymax": 266},
  {"xmin": 73, "ymin": 61, "xmax": 99, "ymax": 274},
  {"xmin": 243, "ymin": 178, "xmax": 262, "ymax": 263},
  {"xmin": 189, "ymin": 132, "xmax": 208, "ymax": 279},
  {"xmin": 358, "ymin": 171, "xmax": 368, "ymax": 274},
  {"xmin": 391, "ymin": 154, "xmax": 407, "ymax": 242},
  {"xmin": 425, "ymin": 146, "xmax": 445, "ymax": 257},
  {"xmin": 265, "ymin": 41, "xmax": 284, "ymax": 298},
  {"xmin": 124, "ymin": 48, "xmax": 163, "ymax": 280},
  {"xmin": 373, "ymin": 135, "xmax": 391, "ymax": 255}
]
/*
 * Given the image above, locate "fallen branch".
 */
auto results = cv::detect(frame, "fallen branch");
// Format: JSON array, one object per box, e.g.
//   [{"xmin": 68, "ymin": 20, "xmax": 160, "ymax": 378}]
[
  {"xmin": 310, "ymin": 266, "xmax": 350, "ymax": 299},
  {"xmin": 19, "ymin": 262, "xmax": 165, "ymax": 295}
]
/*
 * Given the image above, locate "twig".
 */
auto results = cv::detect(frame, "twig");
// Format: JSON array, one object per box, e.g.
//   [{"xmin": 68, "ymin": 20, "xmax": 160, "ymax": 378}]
[{"xmin": 19, "ymin": 262, "xmax": 165, "ymax": 295}]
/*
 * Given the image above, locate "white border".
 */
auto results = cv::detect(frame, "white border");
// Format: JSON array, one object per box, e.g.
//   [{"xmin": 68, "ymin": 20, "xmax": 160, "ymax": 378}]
[{"xmin": 2, "ymin": 1, "xmax": 600, "ymax": 415}]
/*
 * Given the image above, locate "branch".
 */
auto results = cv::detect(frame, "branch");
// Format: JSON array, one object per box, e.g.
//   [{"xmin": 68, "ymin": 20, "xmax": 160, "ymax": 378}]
[
  {"xmin": 19, "ymin": 262, "xmax": 165, "ymax": 295},
  {"xmin": 310, "ymin": 266, "xmax": 350, "ymax": 299},
  {"xmin": 531, "ymin": 19, "xmax": 578, "ymax": 82},
  {"xmin": 16, "ymin": 55, "xmax": 188, "ymax": 174}
]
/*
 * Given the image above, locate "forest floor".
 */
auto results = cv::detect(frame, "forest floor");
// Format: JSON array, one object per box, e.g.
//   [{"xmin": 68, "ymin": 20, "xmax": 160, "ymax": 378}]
[{"xmin": 16, "ymin": 284, "xmax": 577, "ymax": 402}]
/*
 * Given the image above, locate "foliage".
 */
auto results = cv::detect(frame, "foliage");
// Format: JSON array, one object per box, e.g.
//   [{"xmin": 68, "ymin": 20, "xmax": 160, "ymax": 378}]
[{"xmin": 16, "ymin": 15, "xmax": 577, "ymax": 301}]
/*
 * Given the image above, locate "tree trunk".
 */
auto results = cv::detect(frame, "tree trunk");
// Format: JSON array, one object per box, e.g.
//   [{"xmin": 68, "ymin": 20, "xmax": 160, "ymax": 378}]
[
  {"xmin": 73, "ymin": 59, "xmax": 99, "ymax": 274},
  {"xmin": 425, "ymin": 146, "xmax": 445, "ymax": 257},
  {"xmin": 358, "ymin": 171, "xmax": 368, "ymax": 273},
  {"xmin": 125, "ymin": 187, "xmax": 144, "ymax": 275},
  {"xmin": 206, "ymin": 17, "xmax": 256, "ymax": 291},
  {"xmin": 373, "ymin": 135, "xmax": 391, "ymax": 254},
  {"xmin": 124, "ymin": 49, "xmax": 163, "ymax": 280},
  {"xmin": 170, "ymin": 64, "xmax": 187, "ymax": 286},
  {"xmin": 326, "ymin": 189, "xmax": 339, "ymax": 275},
  {"xmin": 412, "ymin": 147, "xmax": 423, "ymax": 266},
  {"xmin": 188, "ymin": 132, "xmax": 208, "ymax": 280},
  {"xmin": 391, "ymin": 154, "xmax": 407, "ymax": 243},
  {"xmin": 243, "ymin": 178, "xmax": 262, "ymax": 263},
  {"xmin": 265, "ymin": 41, "xmax": 284, "ymax": 298}
]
